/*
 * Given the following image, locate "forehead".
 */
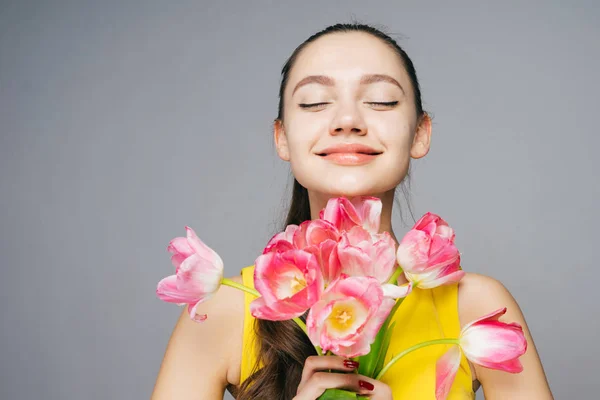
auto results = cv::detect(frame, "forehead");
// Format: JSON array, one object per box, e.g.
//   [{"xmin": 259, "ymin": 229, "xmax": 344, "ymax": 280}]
[{"xmin": 287, "ymin": 32, "xmax": 410, "ymax": 93}]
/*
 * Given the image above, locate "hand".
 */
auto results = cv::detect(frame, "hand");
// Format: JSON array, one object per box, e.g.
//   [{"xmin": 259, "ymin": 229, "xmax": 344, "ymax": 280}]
[{"xmin": 293, "ymin": 355, "xmax": 393, "ymax": 400}]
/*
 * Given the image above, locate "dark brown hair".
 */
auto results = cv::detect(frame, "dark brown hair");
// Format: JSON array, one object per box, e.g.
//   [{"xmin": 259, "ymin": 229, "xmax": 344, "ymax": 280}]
[{"xmin": 235, "ymin": 22, "xmax": 426, "ymax": 400}]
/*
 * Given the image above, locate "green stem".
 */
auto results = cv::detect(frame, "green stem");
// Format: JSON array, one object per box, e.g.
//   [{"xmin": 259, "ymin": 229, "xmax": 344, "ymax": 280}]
[
  {"xmin": 220, "ymin": 278, "xmax": 323, "ymax": 356},
  {"xmin": 221, "ymin": 278, "xmax": 260, "ymax": 297},
  {"xmin": 375, "ymin": 338, "xmax": 460, "ymax": 380},
  {"xmin": 386, "ymin": 264, "xmax": 404, "ymax": 285}
]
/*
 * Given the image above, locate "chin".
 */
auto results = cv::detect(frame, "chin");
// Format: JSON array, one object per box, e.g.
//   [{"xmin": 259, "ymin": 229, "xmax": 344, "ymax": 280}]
[{"xmin": 319, "ymin": 180, "xmax": 390, "ymax": 199}]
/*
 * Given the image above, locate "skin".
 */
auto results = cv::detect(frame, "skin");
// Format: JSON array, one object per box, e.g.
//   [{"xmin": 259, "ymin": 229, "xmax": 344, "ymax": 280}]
[{"xmin": 152, "ymin": 31, "xmax": 554, "ymax": 399}]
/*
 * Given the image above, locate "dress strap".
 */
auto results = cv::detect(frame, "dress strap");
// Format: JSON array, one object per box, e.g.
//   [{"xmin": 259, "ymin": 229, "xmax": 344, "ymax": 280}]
[{"xmin": 239, "ymin": 265, "xmax": 259, "ymax": 384}]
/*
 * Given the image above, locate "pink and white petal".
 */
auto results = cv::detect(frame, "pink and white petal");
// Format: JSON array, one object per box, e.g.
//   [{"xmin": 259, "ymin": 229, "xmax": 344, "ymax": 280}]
[
  {"xmin": 305, "ymin": 219, "xmax": 340, "ymax": 246},
  {"xmin": 426, "ymin": 239, "xmax": 460, "ymax": 271},
  {"xmin": 249, "ymin": 296, "xmax": 306, "ymax": 320},
  {"xmin": 354, "ymin": 196, "xmax": 382, "ymax": 234},
  {"xmin": 413, "ymin": 215, "xmax": 440, "ymax": 238},
  {"xmin": 170, "ymin": 253, "xmax": 188, "ymax": 271},
  {"xmin": 303, "ymin": 270, "xmax": 325, "ymax": 307},
  {"xmin": 185, "ymin": 226, "xmax": 224, "ymax": 268},
  {"xmin": 167, "ymin": 237, "xmax": 194, "ymax": 257},
  {"xmin": 335, "ymin": 276, "xmax": 382, "ymax": 307},
  {"xmin": 435, "ymin": 346, "xmax": 462, "ymax": 400},
  {"xmin": 264, "ymin": 240, "xmax": 295, "ymax": 254},
  {"xmin": 306, "ymin": 300, "xmax": 329, "ymax": 346},
  {"xmin": 413, "ymin": 212, "xmax": 439, "ymax": 231},
  {"xmin": 188, "ymin": 299, "xmax": 210, "ymax": 322},
  {"xmin": 372, "ymin": 238, "xmax": 397, "ymax": 282},
  {"xmin": 396, "ymin": 229, "xmax": 431, "ymax": 272},
  {"xmin": 268, "ymin": 265, "xmax": 307, "ymax": 302},
  {"xmin": 315, "ymin": 302, "xmax": 337, "ymax": 351},
  {"xmin": 417, "ymin": 269, "xmax": 465, "ymax": 289},
  {"xmin": 156, "ymin": 275, "xmax": 200, "ymax": 304},
  {"xmin": 263, "ymin": 226, "xmax": 299, "ymax": 253},
  {"xmin": 177, "ymin": 253, "xmax": 223, "ymax": 294},
  {"xmin": 323, "ymin": 197, "xmax": 362, "ymax": 232},
  {"xmin": 333, "ymin": 333, "xmax": 372, "ymax": 358},
  {"xmin": 308, "ymin": 239, "xmax": 340, "ymax": 284},
  {"xmin": 382, "ymin": 282, "xmax": 412, "ymax": 299},
  {"xmin": 435, "ymin": 224, "xmax": 455, "ymax": 241},
  {"xmin": 253, "ymin": 252, "xmax": 284, "ymax": 303},
  {"xmin": 461, "ymin": 307, "xmax": 507, "ymax": 332},
  {"xmin": 345, "ymin": 225, "xmax": 372, "ymax": 244},
  {"xmin": 337, "ymin": 243, "xmax": 373, "ymax": 277},
  {"xmin": 484, "ymin": 357, "xmax": 524, "ymax": 373},
  {"xmin": 291, "ymin": 220, "xmax": 311, "ymax": 249},
  {"xmin": 360, "ymin": 296, "xmax": 395, "ymax": 341},
  {"xmin": 461, "ymin": 323, "xmax": 527, "ymax": 365}
]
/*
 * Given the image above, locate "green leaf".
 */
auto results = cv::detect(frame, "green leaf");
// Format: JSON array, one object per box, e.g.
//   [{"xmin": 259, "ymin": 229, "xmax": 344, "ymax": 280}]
[
  {"xmin": 357, "ymin": 296, "xmax": 404, "ymax": 377},
  {"xmin": 373, "ymin": 320, "xmax": 396, "ymax": 377},
  {"xmin": 316, "ymin": 388, "xmax": 358, "ymax": 399},
  {"xmin": 357, "ymin": 322, "xmax": 386, "ymax": 377}
]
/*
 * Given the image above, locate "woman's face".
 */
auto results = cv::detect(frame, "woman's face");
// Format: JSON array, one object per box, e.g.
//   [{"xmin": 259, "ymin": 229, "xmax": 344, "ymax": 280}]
[{"xmin": 274, "ymin": 31, "xmax": 431, "ymax": 199}]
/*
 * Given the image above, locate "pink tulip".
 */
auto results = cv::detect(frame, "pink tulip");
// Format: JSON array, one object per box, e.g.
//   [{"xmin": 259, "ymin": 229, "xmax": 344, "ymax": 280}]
[
  {"xmin": 263, "ymin": 219, "xmax": 342, "ymax": 285},
  {"xmin": 156, "ymin": 226, "xmax": 224, "ymax": 322},
  {"xmin": 262, "ymin": 224, "xmax": 300, "ymax": 254},
  {"xmin": 250, "ymin": 249, "xmax": 324, "ymax": 320},
  {"xmin": 306, "ymin": 274, "xmax": 396, "ymax": 358},
  {"xmin": 320, "ymin": 196, "xmax": 382, "ymax": 235},
  {"xmin": 396, "ymin": 213, "xmax": 464, "ymax": 289},
  {"xmin": 435, "ymin": 307, "xmax": 527, "ymax": 400},
  {"xmin": 337, "ymin": 225, "xmax": 397, "ymax": 284},
  {"xmin": 263, "ymin": 219, "xmax": 340, "ymax": 253}
]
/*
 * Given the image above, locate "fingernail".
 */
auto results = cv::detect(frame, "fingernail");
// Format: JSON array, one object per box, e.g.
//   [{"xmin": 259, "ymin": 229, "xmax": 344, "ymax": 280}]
[
  {"xmin": 359, "ymin": 380, "xmax": 374, "ymax": 391},
  {"xmin": 343, "ymin": 360, "xmax": 359, "ymax": 368}
]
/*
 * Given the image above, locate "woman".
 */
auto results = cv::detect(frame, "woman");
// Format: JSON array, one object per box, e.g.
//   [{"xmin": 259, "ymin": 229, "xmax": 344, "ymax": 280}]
[{"xmin": 152, "ymin": 23, "xmax": 553, "ymax": 399}]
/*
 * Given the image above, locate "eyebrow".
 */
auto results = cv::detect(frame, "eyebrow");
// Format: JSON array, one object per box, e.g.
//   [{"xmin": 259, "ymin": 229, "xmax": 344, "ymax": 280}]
[{"xmin": 291, "ymin": 74, "xmax": 405, "ymax": 96}]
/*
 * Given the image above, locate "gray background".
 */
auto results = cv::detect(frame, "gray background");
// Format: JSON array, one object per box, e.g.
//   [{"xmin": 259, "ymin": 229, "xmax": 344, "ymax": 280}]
[{"xmin": 1, "ymin": 1, "xmax": 598, "ymax": 399}]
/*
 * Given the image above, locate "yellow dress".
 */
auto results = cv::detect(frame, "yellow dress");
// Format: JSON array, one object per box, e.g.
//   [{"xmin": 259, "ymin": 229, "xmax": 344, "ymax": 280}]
[{"xmin": 239, "ymin": 265, "xmax": 475, "ymax": 399}]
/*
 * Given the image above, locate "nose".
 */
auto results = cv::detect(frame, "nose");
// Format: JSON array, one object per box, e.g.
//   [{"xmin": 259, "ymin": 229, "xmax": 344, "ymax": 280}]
[{"xmin": 329, "ymin": 101, "xmax": 367, "ymax": 136}]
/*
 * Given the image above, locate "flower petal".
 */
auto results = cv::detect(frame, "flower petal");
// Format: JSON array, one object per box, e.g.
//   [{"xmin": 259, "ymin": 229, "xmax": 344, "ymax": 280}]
[
  {"xmin": 156, "ymin": 275, "xmax": 200, "ymax": 303},
  {"xmin": 435, "ymin": 346, "xmax": 462, "ymax": 400},
  {"xmin": 249, "ymin": 296, "xmax": 306, "ymax": 320},
  {"xmin": 460, "ymin": 307, "xmax": 527, "ymax": 373},
  {"xmin": 352, "ymin": 196, "xmax": 382, "ymax": 234},
  {"xmin": 184, "ymin": 226, "xmax": 224, "ymax": 270},
  {"xmin": 382, "ymin": 282, "xmax": 412, "ymax": 299},
  {"xmin": 188, "ymin": 300, "xmax": 208, "ymax": 322},
  {"xmin": 396, "ymin": 229, "xmax": 431, "ymax": 272},
  {"xmin": 167, "ymin": 237, "xmax": 194, "ymax": 257}
]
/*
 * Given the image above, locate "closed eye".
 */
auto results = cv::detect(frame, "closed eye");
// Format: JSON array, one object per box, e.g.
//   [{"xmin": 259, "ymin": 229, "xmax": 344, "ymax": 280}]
[
  {"xmin": 299, "ymin": 101, "xmax": 398, "ymax": 109},
  {"xmin": 298, "ymin": 102, "xmax": 329, "ymax": 109},
  {"xmin": 365, "ymin": 101, "xmax": 398, "ymax": 107}
]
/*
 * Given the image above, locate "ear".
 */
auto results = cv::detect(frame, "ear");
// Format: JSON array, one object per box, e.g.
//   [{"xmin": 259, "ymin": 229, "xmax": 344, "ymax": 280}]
[
  {"xmin": 410, "ymin": 113, "xmax": 432, "ymax": 159},
  {"xmin": 273, "ymin": 119, "xmax": 290, "ymax": 161}
]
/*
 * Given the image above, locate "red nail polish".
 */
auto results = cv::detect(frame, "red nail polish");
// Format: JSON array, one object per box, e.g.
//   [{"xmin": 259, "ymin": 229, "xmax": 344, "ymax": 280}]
[
  {"xmin": 359, "ymin": 380, "xmax": 374, "ymax": 391},
  {"xmin": 343, "ymin": 360, "xmax": 359, "ymax": 368}
]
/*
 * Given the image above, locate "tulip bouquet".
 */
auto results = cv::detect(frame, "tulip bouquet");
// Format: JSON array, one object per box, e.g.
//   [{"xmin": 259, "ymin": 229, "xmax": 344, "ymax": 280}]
[{"xmin": 156, "ymin": 196, "xmax": 527, "ymax": 400}]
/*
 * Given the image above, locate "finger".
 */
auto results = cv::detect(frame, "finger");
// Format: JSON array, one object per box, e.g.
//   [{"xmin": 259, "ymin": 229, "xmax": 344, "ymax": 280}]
[
  {"xmin": 295, "ymin": 372, "xmax": 376, "ymax": 400},
  {"xmin": 299, "ymin": 355, "xmax": 359, "ymax": 386}
]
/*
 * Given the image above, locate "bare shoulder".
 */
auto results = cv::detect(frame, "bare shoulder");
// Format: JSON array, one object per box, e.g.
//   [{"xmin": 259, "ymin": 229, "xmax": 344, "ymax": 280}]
[
  {"xmin": 456, "ymin": 272, "xmax": 554, "ymax": 399},
  {"xmin": 152, "ymin": 272, "xmax": 246, "ymax": 399},
  {"xmin": 457, "ymin": 272, "xmax": 516, "ymax": 324}
]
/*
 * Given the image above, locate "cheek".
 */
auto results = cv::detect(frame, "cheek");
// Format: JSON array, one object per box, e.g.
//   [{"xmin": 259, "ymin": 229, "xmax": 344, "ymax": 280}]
[
  {"xmin": 372, "ymin": 117, "xmax": 414, "ymax": 152},
  {"xmin": 285, "ymin": 117, "xmax": 326, "ymax": 156}
]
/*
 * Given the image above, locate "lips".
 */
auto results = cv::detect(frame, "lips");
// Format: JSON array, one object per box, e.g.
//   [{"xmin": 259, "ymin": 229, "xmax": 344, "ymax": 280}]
[{"xmin": 316, "ymin": 143, "xmax": 383, "ymax": 156}]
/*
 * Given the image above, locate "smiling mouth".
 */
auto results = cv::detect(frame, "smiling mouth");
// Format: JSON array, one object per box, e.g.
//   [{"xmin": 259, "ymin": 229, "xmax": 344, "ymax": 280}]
[
  {"xmin": 317, "ymin": 151, "xmax": 382, "ymax": 156},
  {"xmin": 316, "ymin": 152, "xmax": 382, "ymax": 165}
]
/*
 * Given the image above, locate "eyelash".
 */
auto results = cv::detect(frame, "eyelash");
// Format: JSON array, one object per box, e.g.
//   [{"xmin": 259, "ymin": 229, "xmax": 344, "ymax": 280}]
[{"xmin": 298, "ymin": 101, "xmax": 399, "ymax": 109}]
